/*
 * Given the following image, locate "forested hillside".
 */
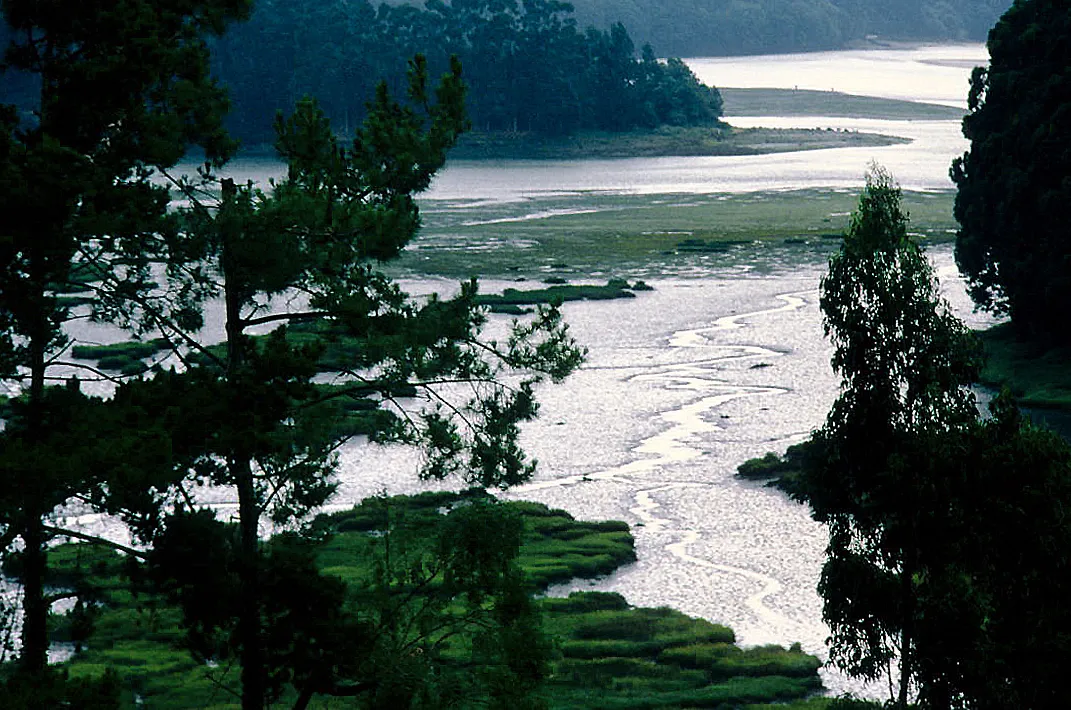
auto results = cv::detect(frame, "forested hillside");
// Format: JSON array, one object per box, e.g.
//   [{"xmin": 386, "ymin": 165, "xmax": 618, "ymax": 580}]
[
  {"xmin": 568, "ymin": 0, "xmax": 1014, "ymax": 56},
  {"xmin": 210, "ymin": 0, "xmax": 722, "ymax": 143}
]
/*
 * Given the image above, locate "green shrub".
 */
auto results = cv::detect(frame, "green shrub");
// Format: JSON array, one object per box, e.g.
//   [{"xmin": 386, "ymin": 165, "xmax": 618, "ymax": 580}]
[{"xmin": 539, "ymin": 591, "xmax": 630, "ymax": 613}]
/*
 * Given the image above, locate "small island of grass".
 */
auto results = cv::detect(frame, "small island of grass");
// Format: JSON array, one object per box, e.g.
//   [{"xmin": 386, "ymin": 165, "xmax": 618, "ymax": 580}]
[
  {"xmin": 736, "ymin": 441, "xmax": 817, "ymax": 497},
  {"xmin": 449, "ymin": 124, "xmax": 906, "ymax": 161},
  {"xmin": 477, "ymin": 279, "xmax": 653, "ymax": 314}
]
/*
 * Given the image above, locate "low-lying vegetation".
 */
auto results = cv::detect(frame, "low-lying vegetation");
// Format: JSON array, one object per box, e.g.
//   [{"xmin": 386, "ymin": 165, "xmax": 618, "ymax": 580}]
[
  {"xmin": 448, "ymin": 125, "xmax": 903, "ymax": 160},
  {"xmin": 476, "ymin": 279, "xmax": 653, "ymax": 314},
  {"xmin": 37, "ymin": 491, "xmax": 825, "ymax": 708},
  {"xmin": 408, "ymin": 189, "xmax": 957, "ymax": 280},
  {"xmin": 736, "ymin": 441, "xmax": 818, "ymax": 497},
  {"xmin": 977, "ymin": 322, "xmax": 1071, "ymax": 410}
]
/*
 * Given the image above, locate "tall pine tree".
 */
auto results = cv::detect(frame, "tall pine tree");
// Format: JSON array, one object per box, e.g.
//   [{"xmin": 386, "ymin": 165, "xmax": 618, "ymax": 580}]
[
  {"xmin": 0, "ymin": 0, "xmax": 251, "ymax": 676},
  {"xmin": 102, "ymin": 59, "xmax": 582, "ymax": 708}
]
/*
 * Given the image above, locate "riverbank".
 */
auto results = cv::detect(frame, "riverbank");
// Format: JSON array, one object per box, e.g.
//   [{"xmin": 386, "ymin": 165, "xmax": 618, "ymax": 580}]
[
  {"xmin": 447, "ymin": 125, "xmax": 906, "ymax": 161},
  {"xmin": 977, "ymin": 323, "xmax": 1071, "ymax": 411}
]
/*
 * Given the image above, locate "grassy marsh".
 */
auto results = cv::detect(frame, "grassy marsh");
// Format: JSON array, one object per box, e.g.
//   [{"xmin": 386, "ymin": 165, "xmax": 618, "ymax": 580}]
[
  {"xmin": 978, "ymin": 323, "xmax": 1071, "ymax": 410},
  {"xmin": 46, "ymin": 491, "xmax": 827, "ymax": 709},
  {"xmin": 720, "ymin": 88, "xmax": 964, "ymax": 120},
  {"xmin": 407, "ymin": 189, "xmax": 957, "ymax": 279},
  {"xmin": 449, "ymin": 125, "xmax": 905, "ymax": 161}
]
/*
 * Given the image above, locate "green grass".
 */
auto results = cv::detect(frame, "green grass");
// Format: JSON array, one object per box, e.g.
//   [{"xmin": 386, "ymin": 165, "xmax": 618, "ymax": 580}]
[
  {"xmin": 319, "ymin": 491, "xmax": 638, "ymax": 590},
  {"xmin": 720, "ymin": 88, "xmax": 964, "ymax": 120},
  {"xmin": 736, "ymin": 441, "xmax": 818, "ymax": 497},
  {"xmin": 746, "ymin": 699, "xmax": 883, "ymax": 710},
  {"xmin": 42, "ymin": 492, "xmax": 824, "ymax": 708},
  {"xmin": 543, "ymin": 591, "xmax": 821, "ymax": 710},
  {"xmin": 407, "ymin": 189, "xmax": 957, "ymax": 279},
  {"xmin": 72, "ymin": 339, "xmax": 170, "ymax": 374},
  {"xmin": 476, "ymin": 279, "xmax": 651, "ymax": 314},
  {"xmin": 978, "ymin": 323, "xmax": 1071, "ymax": 409},
  {"xmin": 448, "ymin": 124, "xmax": 902, "ymax": 160}
]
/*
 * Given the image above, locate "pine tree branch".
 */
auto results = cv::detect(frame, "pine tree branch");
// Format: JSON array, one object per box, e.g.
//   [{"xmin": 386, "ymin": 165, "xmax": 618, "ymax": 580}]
[
  {"xmin": 41, "ymin": 525, "xmax": 148, "ymax": 560},
  {"xmin": 241, "ymin": 311, "xmax": 325, "ymax": 328},
  {"xmin": 49, "ymin": 361, "xmax": 128, "ymax": 385}
]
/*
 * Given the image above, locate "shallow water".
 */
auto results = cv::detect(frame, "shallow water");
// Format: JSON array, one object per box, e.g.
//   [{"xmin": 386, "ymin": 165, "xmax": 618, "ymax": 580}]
[
  {"xmin": 318, "ymin": 244, "xmax": 995, "ymax": 699},
  {"xmin": 686, "ymin": 43, "xmax": 988, "ymax": 107}
]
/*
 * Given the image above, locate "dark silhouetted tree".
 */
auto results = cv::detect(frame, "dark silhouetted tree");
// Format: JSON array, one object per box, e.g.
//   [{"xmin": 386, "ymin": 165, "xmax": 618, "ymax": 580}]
[
  {"xmin": 798, "ymin": 167, "xmax": 981, "ymax": 706},
  {"xmin": 0, "ymin": 0, "xmax": 250, "ymax": 677},
  {"xmin": 102, "ymin": 57, "xmax": 582, "ymax": 708},
  {"xmin": 952, "ymin": 0, "xmax": 1071, "ymax": 343}
]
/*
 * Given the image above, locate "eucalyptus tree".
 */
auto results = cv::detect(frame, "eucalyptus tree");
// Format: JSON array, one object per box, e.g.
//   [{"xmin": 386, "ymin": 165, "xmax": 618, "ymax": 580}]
[
  {"xmin": 100, "ymin": 58, "xmax": 583, "ymax": 708},
  {"xmin": 0, "ymin": 0, "xmax": 251, "ymax": 675},
  {"xmin": 798, "ymin": 167, "xmax": 982, "ymax": 706}
]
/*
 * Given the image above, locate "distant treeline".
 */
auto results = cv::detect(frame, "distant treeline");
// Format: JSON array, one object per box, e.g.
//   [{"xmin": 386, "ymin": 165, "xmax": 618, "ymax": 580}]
[
  {"xmin": 205, "ymin": 0, "xmax": 723, "ymax": 144},
  {"xmin": 568, "ymin": 0, "xmax": 1014, "ymax": 56}
]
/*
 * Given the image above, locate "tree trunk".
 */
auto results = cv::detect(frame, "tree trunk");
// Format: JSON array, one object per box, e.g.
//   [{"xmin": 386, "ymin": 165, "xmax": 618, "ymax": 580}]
[
  {"xmin": 222, "ymin": 178, "xmax": 265, "ymax": 710},
  {"xmin": 20, "ymin": 514, "xmax": 49, "ymax": 674},
  {"xmin": 898, "ymin": 556, "xmax": 914, "ymax": 708},
  {"xmin": 235, "ymin": 457, "xmax": 264, "ymax": 710},
  {"xmin": 20, "ymin": 252, "xmax": 51, "ymax": 675}
]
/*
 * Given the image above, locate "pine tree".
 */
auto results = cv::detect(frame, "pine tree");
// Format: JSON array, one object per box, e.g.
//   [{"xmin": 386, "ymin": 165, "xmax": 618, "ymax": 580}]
[
  {"xmin": 0, "ymin": 0, "xmax": 251, "ymax": 676},
  {"xmin": 110, "ymin": 59, "xmax": 582, "ymax": 708}
]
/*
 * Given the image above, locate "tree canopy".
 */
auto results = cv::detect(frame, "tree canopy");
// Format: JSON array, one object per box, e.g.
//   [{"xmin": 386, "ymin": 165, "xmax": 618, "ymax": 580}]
[
  {"xmin": 209, "ymin": 0, "xmax": 723, "ymax": 142},
  {"xmin": 952, "ymin": 0, "xmax": 1071, "ymax": 343},
  {"xmin": 0, "ymin": 0, "xmax": 252, "ymax": 680},
  {"xmin": 568, "ymin": 0, "xmax": 1011, "ymax": 56},
  {"xmin": 798, "ymin": 168, "xmax": 982, "ymax": 705},
  {"xmin": 1, "ymin": 1, "xmax": 585, "ymax": 705}
]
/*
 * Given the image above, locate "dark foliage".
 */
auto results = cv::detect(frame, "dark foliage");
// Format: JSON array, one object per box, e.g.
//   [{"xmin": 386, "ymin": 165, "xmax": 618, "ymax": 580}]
[
  {"xmin": 0, "ymin": 0, "xmax": 251, "ymax": 675},
  {"xmin": 569, "ymin": 0, "xmax": 1012, "ymax": 56},
  {"xmin": 210, "ymin": 0, "xmax": 723, "ymax": 143},
  {"xmin": 952, "ymin": 0, "xmax": 1071, "ymax": 343}
]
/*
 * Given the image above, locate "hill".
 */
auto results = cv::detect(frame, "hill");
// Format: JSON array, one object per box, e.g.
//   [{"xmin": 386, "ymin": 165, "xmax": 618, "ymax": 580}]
[{"xmin": 568, "ymin": 0, "xmax": 1013, "ymax": 56}]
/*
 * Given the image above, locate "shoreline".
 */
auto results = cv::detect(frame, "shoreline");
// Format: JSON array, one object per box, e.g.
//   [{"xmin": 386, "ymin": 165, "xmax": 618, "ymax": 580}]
[
  {"xmin": 446, "ymin": 125, "xmax": 906, "ymax": 160},
  {"xmin": 234, "ymin": 122, "xmax": 908, "ymax": 163}
]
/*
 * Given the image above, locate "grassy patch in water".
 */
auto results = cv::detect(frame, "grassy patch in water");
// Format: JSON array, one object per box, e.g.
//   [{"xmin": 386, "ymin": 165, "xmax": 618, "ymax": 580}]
[
  {"xmin": 408, "ymin": 189, "xmax": 957, "ymax": 279},
  {"xmin": 317, "ymin": 492, "xmax": 637, "ymax": 590},
  {"xmin": 449, "ymin": 124, "xmax": 901, "ymax": 160},
  {"xmin": 543, "ymin": 592, "xmax": 822, "ymax": 710},
  {"xmin": 977, "ymin": 322, "xmax": 1071, "ymax": 410},
  {"xmin": 45, "ymin": 491, "xmax": 823, "ymax": 708},
  {"xmin": 476, "ymin": 279, "xmax": 651, "ymax": 314},
  {"xmin": 71, "ymin": 339, "xmax": 171, "ymax": 375},
  {"xmin": 736, "ymin": 441, "xmax": 818, "ymax": 496},
  {"xmin": 720, "ymin": 88, "xmax": 964, "ymax": 120},
  {"xmin": 746, "ymin": 699, "xmax": 882, "ymax": 710}
]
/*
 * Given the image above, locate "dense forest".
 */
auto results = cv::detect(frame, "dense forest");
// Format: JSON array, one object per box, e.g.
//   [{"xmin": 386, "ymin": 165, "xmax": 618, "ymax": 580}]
[
  {"xmin": 2, "ymin": 0, "xmax": 1014, "ymax": 145},
  {"xmin": 568, "ymin": 0, "xmax": 1015, "ymax": 56},
  {"xmin": 208, "ymin": 0, "xmax": 723, "ymax": 143},
  {"xmin": 0, "ymin": 0, "xmax": 723, "ymax": 145}
]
